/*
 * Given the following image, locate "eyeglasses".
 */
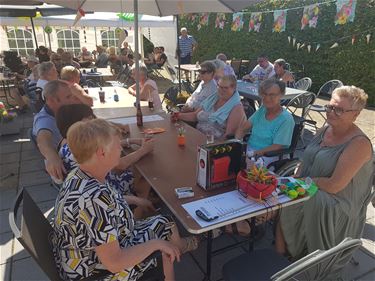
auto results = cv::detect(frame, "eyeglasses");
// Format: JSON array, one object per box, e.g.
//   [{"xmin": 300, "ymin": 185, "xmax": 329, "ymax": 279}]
[
  {"xmin": 218, "ymin": 84, "xmax": 233, "ymax": 90},
  {"xmin": 198, "ymin": 69, "xmax": 208, "ymax": 74},
  {"xmin": 261, "ymin": 92, "xmax": 280, "ymax": 98},
  {"xmin": 324, "ymin": 105, "xmax": 358, "ymax": 116}
]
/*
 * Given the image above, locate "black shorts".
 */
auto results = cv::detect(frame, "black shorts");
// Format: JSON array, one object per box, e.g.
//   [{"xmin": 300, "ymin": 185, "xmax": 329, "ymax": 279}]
[{"xmin": 180, "ymin": 54, "xmax": 191, "ymax": 64}]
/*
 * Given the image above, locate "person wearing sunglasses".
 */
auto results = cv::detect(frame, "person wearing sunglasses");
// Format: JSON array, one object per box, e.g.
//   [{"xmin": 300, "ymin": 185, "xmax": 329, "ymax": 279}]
[
  {"xmin": 236, "ymin": 79, "xmax": 295, "ymax": 167},
  {"xmin": 182, "ymin": 61, "xmax": 217, "ymax": 112},
  {"xmin": 276, "ymin": 86, "xmax": 373, "ymax": 273},
  {"xmin": 176, "ymin": 75, "xmax": 245, "ymax": 140}
]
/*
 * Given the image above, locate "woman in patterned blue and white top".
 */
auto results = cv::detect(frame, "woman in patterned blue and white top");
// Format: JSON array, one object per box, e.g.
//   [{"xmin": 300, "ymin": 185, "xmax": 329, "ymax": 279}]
[
  {"xmin": 53, "ymin": 119, "xmax": 198, "ymax": 281},
  {"xmin": 56, "ymin": 104, "xmax": 155, "ymax": 218}
]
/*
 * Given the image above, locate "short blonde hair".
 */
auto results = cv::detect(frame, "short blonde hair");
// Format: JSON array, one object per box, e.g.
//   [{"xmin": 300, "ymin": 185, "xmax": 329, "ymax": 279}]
[
  {"xmin": 333, "ymin": 86, "xmax": 368, "ymax": 111},
  {"xmin": 60, "ymin": 66, "xmax": 80, "ymax": 82},
  {"xmin": 67, "ymin": 119, "xmax": 120, "ymax": 164},
  {"xmin": 108, "ymin": 46, "xmax": 116, "ymax": 55}
]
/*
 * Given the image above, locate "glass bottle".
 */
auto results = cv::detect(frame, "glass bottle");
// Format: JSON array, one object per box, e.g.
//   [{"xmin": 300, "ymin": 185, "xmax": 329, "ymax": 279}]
[
  {"xmin": 136, "ymin": 103, "xmax": 143, "ymax": 126},
  {"xmin": 148, "ymin": 89, "xmax": 154, "ymax": 110}
]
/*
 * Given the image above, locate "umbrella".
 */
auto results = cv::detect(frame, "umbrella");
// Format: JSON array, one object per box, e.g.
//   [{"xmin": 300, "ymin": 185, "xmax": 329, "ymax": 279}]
[{"xmin": 35, "ymin": 0, "xmax": 263, "ymax": 109}]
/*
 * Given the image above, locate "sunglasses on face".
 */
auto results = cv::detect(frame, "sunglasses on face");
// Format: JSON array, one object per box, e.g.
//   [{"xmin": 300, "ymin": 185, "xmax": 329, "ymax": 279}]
[
  {"xmin": 324, "ymin": 104, "xmax": 358, "ymax": 116},
  {"xmin": 198, "ymin": 69, "xmax": 209, "ymax": 74},
  {"xmin": 218, "ymin": 84, "xmax": 232, "ymax": 90},
  {"xmin": 261, "ymin": 92, "xmax": 280, "ymax": 98}
]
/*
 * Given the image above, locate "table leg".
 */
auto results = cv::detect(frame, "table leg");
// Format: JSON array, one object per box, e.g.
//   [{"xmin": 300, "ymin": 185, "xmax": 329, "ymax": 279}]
[
  {"xmin": 248, "ymin": 217, "xmax": 256, "ymax": 251},
  {"xmin": 204, "ymin": 230, "xmax": 213, "ymax": 281}
]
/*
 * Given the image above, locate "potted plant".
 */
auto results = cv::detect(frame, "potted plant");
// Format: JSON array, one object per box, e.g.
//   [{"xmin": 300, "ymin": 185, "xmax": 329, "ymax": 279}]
[
  {"xmin": 0, "ymin": 102, "xmax": 20, "ymax": 136},
  {"xmin": 236, "ymin": 165, "xmax": 277, "ymax": 200}
]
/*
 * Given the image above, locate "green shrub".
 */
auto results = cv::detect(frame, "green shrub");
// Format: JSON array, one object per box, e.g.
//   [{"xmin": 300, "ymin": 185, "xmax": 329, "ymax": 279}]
[{"xmin": 179, "ymin": 0, "xmax": 375, "ymax": 106}]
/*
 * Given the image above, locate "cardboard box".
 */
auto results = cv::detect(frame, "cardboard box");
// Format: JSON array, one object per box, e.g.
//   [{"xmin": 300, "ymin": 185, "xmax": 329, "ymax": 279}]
[{"xmin": 196, "ymin": 139, "xmax": 246, "ymax": 190}]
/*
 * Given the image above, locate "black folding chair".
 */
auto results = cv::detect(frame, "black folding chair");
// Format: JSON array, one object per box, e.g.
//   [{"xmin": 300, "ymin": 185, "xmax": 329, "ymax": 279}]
[{"xmin": 9, "ymin": 188, "xmax": 164, "ymax": 281}]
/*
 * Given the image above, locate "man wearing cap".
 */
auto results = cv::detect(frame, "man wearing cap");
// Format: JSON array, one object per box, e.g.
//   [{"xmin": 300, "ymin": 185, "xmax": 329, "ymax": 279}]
[{"xmin": 177, "ymin": 27, "xmax": 197, "ymax": 65}]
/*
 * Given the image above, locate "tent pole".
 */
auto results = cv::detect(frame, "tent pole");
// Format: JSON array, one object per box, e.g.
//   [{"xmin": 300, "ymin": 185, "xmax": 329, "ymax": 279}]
[
  {"xmin": 30, "ymin": 17, "xmax": 38, "ymax": 49},
  {"xmin": 94, "ymin": 26, "xmax": 98, "ymax": 46},
  {"xmin": 176, "ymin": 15, "xmax": 181, "ymax": 94},
  {"xmin": 134, "ymin": 0, "xmax": 140, "ymax": 107}
]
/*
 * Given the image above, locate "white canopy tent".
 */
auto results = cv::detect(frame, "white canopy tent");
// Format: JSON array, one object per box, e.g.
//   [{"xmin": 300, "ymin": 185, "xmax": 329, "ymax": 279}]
[{"xmin": 0, "ymin": 12, "xmax": 175, "ymax": 28}]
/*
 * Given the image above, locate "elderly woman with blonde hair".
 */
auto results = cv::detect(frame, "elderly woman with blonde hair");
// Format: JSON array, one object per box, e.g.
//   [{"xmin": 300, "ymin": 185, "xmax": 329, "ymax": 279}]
[
  {"xmin": 275, "ymin": 86, "xmax": 373, "ymax": 276},
  {"xmin": 53, "ymin": 118, "xmax": 198, "ymax": 281}
]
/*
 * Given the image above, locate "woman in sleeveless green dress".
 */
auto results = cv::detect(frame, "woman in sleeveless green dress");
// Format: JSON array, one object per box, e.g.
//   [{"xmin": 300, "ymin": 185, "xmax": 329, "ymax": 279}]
[{"xmin": 276, "ymin": 86, "xmax": 374, "ymax": 268}]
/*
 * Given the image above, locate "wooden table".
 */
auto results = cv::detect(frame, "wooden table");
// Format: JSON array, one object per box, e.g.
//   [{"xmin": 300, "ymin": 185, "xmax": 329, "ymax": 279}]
[
  {"xmin": 90, "ymin": 86, "xmax": 162, "ymax": 119},
  {"xmin": 237, "ymin": 80, "xmax": 307, "ymax": 101},
  {"xmin": 99, "ymin": 108, "xmax": 309, "ymax": 279}
]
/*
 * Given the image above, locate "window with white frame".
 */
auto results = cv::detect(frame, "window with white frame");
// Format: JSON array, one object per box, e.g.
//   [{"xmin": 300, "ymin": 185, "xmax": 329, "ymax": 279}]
[
  {"xmin": 101, "ymin": 30, "xmax": 120, "ymax": 48},
  {"xmin": 7, "ymin": 28, "xmax": 35, "ymax": 56},
  {"xmin": 56, "ymin": 29, "xmax": 81, "ymax": 56}
]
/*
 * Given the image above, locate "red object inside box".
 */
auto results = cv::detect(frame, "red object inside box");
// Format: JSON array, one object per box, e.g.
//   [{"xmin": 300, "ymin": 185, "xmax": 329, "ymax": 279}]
[{"xmin": 212, "ymin": 156, "xmax": 235, "ymax": 183}]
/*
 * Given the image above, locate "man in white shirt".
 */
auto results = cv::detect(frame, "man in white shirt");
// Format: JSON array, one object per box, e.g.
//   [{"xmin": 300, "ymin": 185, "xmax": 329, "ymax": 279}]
[{"xmin": 243, "ymin": 55, "xmax": 275, "ymax": 82}]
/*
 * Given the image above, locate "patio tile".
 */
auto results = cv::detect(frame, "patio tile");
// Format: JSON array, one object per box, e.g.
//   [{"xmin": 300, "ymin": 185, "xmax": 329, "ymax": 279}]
[
  {"xmin": 0, "ymin": 232, "xmax": 13, "ymax": 265},
  {"xmin": 366, "ymin": 204, "xmax": 375, "ymax": 221},
  {"xmin": 343, "ymin": 246, "xmax": 375, "ymax": 280},
  {"xmin": 0, "ymin": 152, "xmax": 20, "ymax": 165},
  {"xmin": 25, "ymin": 184, "xmax": 59, "ymax": 204},
  {"xmin": 20, "ymin": 149, "xmax": 42, "ymax": 161},
  {"xmin": 0, "ymin": 210, "xmax": 11, "ymax": 234},
  {"xmin": 0, "ymin": 263, "xmax": 11, "ymax": 281},
  {"xmin": 0, "ymin": 188, "xmax": 17, "ymax": 211},
  {"xmin": 19, "ymin": 170, "xmax": 51, "ymax": 187},
  {"xmin": 0, "ymin": 162, "xmax": 19, "ymax": 178},
  {"xmin": 19, "ymin": 158, "xmax": 45, "ymax": 174},
  {"xmin": 0, "ymin": 143, "xmax": 21, "ymax": 155},
  {"xmin": 0, "ymin": 174, "xmax": 18, "ymax": 191},
  {"xmin": 12, "ymin": 237, "xmax": 30, "ymax": 262},
  {"xmin": 20, "ymin": 141, "xmax": 38, "ymax": 152},
  {"xmin": 11, "ymin": 256, "xmax": 49, "ymax": 281}
]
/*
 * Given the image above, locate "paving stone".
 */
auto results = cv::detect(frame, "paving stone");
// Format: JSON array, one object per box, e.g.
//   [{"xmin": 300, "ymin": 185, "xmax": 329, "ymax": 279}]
[
  {"xmin": 19, "ymin": 159, "xmax": 44, "ymax": 174},
  {"xmin": 366, "ymin": 204, "xmax": 375, "ymax": 220},
  {"xmin": 0, "ymin": 143, "xmax": 21, "ymax": 155},
  {"xmin": 20, "ymin": 141, "xmax": 38, "ymax": 152},
  {"xmin": 0, "ymin": 188, "xmax": 17, "ymax": 211},
  {"xmin": 0, "ymin": 263, "xmax": 11, "ymax": 281},
  {"xmin": 12, "ymin": 237, "xmax": 30, "ymax": 262},
  {"xmin": 0, "ymin": 153, "xmax": 20, "ymax": 165},
  {"xmin": 0, "ymin": 232, "xmax": 13, "ymax": 265},
  {"xmin": 0, "ymin": 162, "xmax": 19, "ymax": 178},
  {"xmin": 20, "ymin": 149, "xmax": 42, "ymax": 161},
  {"xmin": 0, "ymin": 209, "xmax": 11, "ymax": 234},
  {"xmin": 19, "ymin": 170, "xmax": 51, "ymax": 187},
  {"xmin": 343, "ymin": 247, "xmax": 375, "ymax": 280},
  {"xmin": 0, "ymin": 174, "xmax": 18, "ymax": 191},
  {"xmin": 11, "ymin": 256, "xmax": 49, "ymax": 281},
  {"xmin": 25, "ymin": 184, "xmax": 58, "ymax": 204}
]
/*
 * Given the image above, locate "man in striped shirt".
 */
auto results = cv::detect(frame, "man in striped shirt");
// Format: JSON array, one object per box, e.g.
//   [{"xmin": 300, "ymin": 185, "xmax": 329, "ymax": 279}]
[{"xmin": 177, "ymin": 27, "xmax": 198, "ymax": 65}]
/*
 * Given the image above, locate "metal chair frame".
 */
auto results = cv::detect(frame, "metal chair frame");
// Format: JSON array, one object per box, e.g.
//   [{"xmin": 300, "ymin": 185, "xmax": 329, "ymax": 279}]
[{"xmin": 295, "ymin": 77, "xmax": 312, "ymax": 91}]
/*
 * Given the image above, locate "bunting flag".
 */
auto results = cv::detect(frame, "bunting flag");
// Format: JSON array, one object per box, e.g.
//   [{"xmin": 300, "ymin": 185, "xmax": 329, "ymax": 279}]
[
  {"xmin": 249, "ymin": 12, "xmax": 262, "ymax": 32},
  {"xmin": 215, "ymin": 13, "xmax": 226, "ymax": 30},
  {"xmin": 301, "ymin": 4, "xmax": 320, "ymax": 30},
  {"xmin": 231, "ymin": 12, "xmax": 244, "ymax": 32},
  {"xmin": 197, "ymin": 13, "xmax": 209, "ymax": 31},
  {"xmin": 273, "ymin": 10, "xmax": 287, "ymax": 33},
  {"xmin": 335, "ymin": 0, "xmax": 357, "ymax": 25}
]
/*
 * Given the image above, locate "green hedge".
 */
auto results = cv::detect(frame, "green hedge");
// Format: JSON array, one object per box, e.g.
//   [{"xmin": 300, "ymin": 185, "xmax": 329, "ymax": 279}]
[{"xmin": 179, "ymin": 0, "xmax": 375, "ymax": 106}]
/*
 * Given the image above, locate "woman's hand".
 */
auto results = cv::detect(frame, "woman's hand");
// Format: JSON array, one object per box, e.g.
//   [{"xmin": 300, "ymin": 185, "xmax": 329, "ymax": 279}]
[
  {"xmin": 156, "ymin": 240, "xmax": 181, "ymax": 263},
  {"xmin": 133, "ymin": 197, "xmax": 156, "ymax": 213},
  {"xmin": 140, "ymin": 139, "xmax": 154, "ymax": 154},
  {"xmin": 235, "ymin": 114, "xmax": 251, "ymax": 140}
]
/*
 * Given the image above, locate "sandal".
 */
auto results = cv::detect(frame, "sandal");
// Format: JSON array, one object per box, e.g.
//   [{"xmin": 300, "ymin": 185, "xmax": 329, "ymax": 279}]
[{"xmin": 181, "ymin": 236, "xmax": 199, "ymax": 253}]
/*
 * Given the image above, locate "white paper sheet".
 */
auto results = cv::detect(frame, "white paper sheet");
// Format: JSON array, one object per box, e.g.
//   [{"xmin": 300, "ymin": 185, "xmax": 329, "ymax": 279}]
[
  {"xmin": 108, "ymin": 114, "xmax": 164, "ymax": 125},
  {"xmin": 182, "ymin": 190, "xmax": 291, "ymax": 227}
]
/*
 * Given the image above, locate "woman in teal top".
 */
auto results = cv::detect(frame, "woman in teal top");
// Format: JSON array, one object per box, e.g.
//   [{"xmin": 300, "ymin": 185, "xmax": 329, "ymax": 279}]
[{"xmin": 236, "ymin": 79, "xmax": 294, "ymax": 166}]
